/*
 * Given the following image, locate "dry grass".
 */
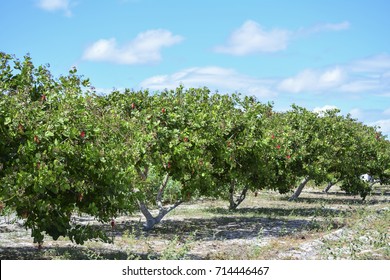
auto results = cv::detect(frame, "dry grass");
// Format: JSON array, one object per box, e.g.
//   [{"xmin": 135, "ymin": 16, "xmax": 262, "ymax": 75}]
[{"xmin": 1, "ymin": 185, "xmax": 389, "ymax": 260}]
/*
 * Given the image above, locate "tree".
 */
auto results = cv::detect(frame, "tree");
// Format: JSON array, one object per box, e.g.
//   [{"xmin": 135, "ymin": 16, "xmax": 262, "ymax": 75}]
[
  {"xmin": 337, "ymin": 120, "xmax": 390, "ymax": 199},
  {"xmin": 103, "ymin": 87, "xmax": 232, "ymax": 229},
  {"xmin": 0, "ymin": 53, "xmax": 139, "ymax": 244}
]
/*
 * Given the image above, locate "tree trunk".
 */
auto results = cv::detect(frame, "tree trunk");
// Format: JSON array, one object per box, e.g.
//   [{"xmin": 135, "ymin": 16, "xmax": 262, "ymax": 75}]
[
  {"xmin": 229, "ymin": 181, "xmax": 249, "ymax": 210},
  {"xmin": 369, "ymin": 181, "xmax": 378, "ymax": 191},
  {"xmin": 138, "ymin": 173, "xmax": 183, "ymax": 231},
  {"xmin": 138, "ymin": 201, "xmax": 158, "ymax": 230},
  {"xmin": 323, "ymin": 182, "xmax": 336, "ymax": 193},
  {"xmin": 360, "ymin": 180, "xmax": 379, "ymax": 201},
  {"xmin": 323, "ymin": 182, "xmax": 334, "ymax": 193},
  {"xmin": 289, "ymin": 176, "xmax": 310, "ymax": 201},
  {"xmin": 323, "ymin": 179, "xmax": 341, "ymax": 193}
]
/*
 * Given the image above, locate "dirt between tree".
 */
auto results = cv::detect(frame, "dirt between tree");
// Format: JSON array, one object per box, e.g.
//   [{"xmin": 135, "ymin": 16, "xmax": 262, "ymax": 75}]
[
  {"xmin": 0, "ymin": 214, "xmax": 310, "ymax": 259},
  {"xmin": 1, "ymin": 188, "xmax": 389, "ymax": 260}
]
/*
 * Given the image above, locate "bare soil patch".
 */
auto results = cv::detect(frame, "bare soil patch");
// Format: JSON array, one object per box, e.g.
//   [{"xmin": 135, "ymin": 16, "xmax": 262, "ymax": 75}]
[{"xmin": 1, "ymin": 186, "xmax": 389, "ymax": 260}]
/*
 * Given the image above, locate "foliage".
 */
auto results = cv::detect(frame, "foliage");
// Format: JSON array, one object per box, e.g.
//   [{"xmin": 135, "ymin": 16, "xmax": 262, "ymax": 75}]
[
  {"xmin": 1, "ymin": 52, "xmax": 389, "ymax": 243},
  {"xmin": 0, "ymin": 53, "xmax": 138, "ymax": 244}
]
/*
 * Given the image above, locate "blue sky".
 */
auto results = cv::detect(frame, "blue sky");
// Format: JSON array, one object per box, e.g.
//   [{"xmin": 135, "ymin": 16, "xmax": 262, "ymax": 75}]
[{"xmin": 1, "ymin": 0, "xmax": 390, "ymax": 136}]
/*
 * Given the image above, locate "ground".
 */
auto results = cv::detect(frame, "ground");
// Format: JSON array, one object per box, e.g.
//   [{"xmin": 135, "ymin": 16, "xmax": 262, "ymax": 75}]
[{"xmin": 1, "ymin": 185, "xmax": 389, "ymax": 260}]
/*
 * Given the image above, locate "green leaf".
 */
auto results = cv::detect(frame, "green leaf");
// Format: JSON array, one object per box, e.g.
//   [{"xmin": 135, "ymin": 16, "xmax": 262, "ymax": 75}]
[
  {"xmin": 45, "ymin": 131, "xmax": 54, "ymax": 137},
  {"xmin": 4, "ymin": 117, "xmax": 11, "ymax": 125}
]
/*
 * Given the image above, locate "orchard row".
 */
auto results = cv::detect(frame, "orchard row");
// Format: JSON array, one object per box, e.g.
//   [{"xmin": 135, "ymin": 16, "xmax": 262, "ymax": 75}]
[{"xmin": 1, "ymin": 53, "xmax": 389, "ymax": 244}]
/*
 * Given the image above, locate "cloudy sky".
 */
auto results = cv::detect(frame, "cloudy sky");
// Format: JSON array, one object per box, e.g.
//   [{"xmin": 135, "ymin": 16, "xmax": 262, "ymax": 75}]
[{"xmin": 1, "ymin": 0, "xmax": 390, "ymax": 136}]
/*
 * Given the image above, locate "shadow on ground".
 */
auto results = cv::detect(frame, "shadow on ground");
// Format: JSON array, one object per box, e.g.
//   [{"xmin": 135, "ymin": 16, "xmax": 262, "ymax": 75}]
[
  {"xmin": 1, "ymin": 213, "xmax": 324, "ymax": 259},
  {"xmin": 6, "ymin": 188, "xmax": 386, "ymax": 260},
  {"xmin": 287, "ymin": 192, "xmax": 389, "ymax": 205},
  {"xmin": 207, "ymin": 206, "xmax": 346, "ymax": 218},
  {"xmin": 0, "ymin": 245, "xmax": 134, "ymax": 260}
]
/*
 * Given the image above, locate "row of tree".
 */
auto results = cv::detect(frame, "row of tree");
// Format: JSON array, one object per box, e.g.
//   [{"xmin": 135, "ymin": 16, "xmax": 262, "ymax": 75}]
[{"xmin": 1, "ymin": 53, "xmax": 389, "ymax": 244}]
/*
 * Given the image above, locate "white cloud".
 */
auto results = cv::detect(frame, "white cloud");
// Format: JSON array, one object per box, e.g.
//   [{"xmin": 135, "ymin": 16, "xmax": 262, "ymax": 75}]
[
  {"xmin": 338, "ymin": 80, "xmax": 381, "ymax": 93},
  {"xmin": 349, "ymin": 108, "xmax": 364, "ymax": 119},
  {"xmin": 384, "ymin": 108, "xmax": 390, "ymax": 115},
  {"xmin": 371, "ymin": 119, "xmax": 390, "ymax": 135},
  {"xmin": 278, "ymin": 67, "xmax": 346, "ymax": 93},
  {"xmin": 82, "ymin": 29, "xmax": 184, "ymax": 64},
  {"xmin": 214, "ymin": 20, "xmax": 350, "ymax": 56},
  {"xmin": 313, "ymin": 105, "xmax": 339, "ymax": 114},
  {"xmin": 247, "ymin": 86, "xmax": 277, "ymax": 98},
  {"xmin": 350, "ymin": 54, "xmax": 390, "ymax": 73},
  {"xmin": 299, "ymin": 21, "xmax": 350, "ymax": 35},
  {"xmin": 140, "ymin": 66, "xmax": 277, "ymax": 98},
  {"xmin": 278, "ymin": 70, "xmax": 317, "ymax": 93},
  {"xmin": 138, "ymin": 53, "xmax": 390, "ymax": 105},
  {"xmin": 37, "ymin": 0, "xmax": 72, "ymax": 16},
  {"xmin": 335, "ymin": 54, "xmax": 390, "ymax": 94},
  {"xmin": 316, "ymin": 21, "xmax": 350, "ymax": 31},
  {"xmin": 214, "ymin": 20, "xmax": 291, "ymax": 55},
  {"xmin": 277, "ymin": 54, "xmax": 390, "ymax": 94}
]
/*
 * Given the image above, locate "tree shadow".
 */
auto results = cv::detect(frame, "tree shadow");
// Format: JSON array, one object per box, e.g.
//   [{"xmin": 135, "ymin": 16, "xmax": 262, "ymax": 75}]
[
  {"xmin": 0, "ymin": 245, "xmax": 134, "ymax": 260},
  {"xmin": 289, "ymin": 193, "xmax": 389, "ymax": 205},
  {"xmin": 207, "ymin": 206, "xmax": 345, "ymax": 218},
  {"xmin": 108, "ymin": 214, "xmax": 336, "ymax": 244},
  {"xmin": 151, "ymin": 217, "xmax": 307, "ymax": 240},
  {"xmin": 371, "ymin": 186, "xmax": 390, "ymax": 196},
  {"xmin": 80, "ymin": 201, "xmax": 349, "ymax": 244},
  {"xmin": 0, "ymin": 245, "xmax": 152, "ymax": 260},
  {"xmin": 0, "ymin": 209, "xmax": 344, "ymax": 260}
]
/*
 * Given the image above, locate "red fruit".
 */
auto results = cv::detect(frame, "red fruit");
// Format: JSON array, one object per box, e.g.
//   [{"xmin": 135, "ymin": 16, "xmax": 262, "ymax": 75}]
[
  {"xmin": 33, "ymin": 135, "xmax": 40, "ymax": 144},
  {"xmin": 80, "ymin": 131, "xmax": 86, "ymax": 138},
  {"xmin": 21, "ymin": 211, "xmax": 29, "ymax": 219},
  {"xmin": 18, "ymin": 124, "xmax": 24, "ymax": 133},
  {"xmin": 131, "ymin": 103, "xmax": 136, "ymax": 109},
  {"xmin": 41, "ymin": 95, "xmax": 46, "ymax": 102},
  {"xmin": 110, "ymin": 219, "xmax": 115, "ymax": 228},
  {"xmin": 271, "ymin": 134, "xmax": 275, "ymax": 139},
  {"xmin": 276, "ymin": 145, "xmax": 281, "ymax": 149},
  {"xmin": 286, "ymin": 155, "xmax": 291, "ymax": 159},
  {"xmin": 184, "ymin": 137, "xmax": 189, "ymax": 142},
  {"xmin": 167, "ymin": 162, "xmax": 172, "ymax": 169},
  {"xmin": 161, "ymin": 108, "xmax": 166, "ymax": 113}
]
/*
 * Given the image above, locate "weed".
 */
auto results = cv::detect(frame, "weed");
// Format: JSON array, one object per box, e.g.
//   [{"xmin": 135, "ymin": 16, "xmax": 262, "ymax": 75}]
[
  {"xmin": 320, "ymin": 207, "xmax": 390, "ymax": 259},
  {"xmin": 85, "ymin": 248, "xmax": 105, "ymax": 260},
  {"xmin": 160, "ymin": 231, "xmax": 196, "ymax": 260},
  {"xmin": 119, "ymin": 229, "xmax": 153, "ymax": 260},
  {"xmin": 1, "ymin": 187, "xmax": 389, "ymax": 260}
]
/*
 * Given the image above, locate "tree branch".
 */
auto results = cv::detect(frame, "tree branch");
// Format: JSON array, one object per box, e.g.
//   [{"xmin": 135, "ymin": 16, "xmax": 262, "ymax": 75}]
[
  {"xmin": 289, "ymin": 176, "xmax": 310, "ymax": 201},
  {"xmin": 156, "ymin": 173, "xmax": 170, "ymax": 211}
]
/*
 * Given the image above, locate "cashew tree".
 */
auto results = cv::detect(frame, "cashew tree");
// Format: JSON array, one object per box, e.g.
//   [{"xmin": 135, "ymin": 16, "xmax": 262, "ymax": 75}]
[{"xmin": 0, "ymin": 53, "xmax": 139, "ymax": 244}]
